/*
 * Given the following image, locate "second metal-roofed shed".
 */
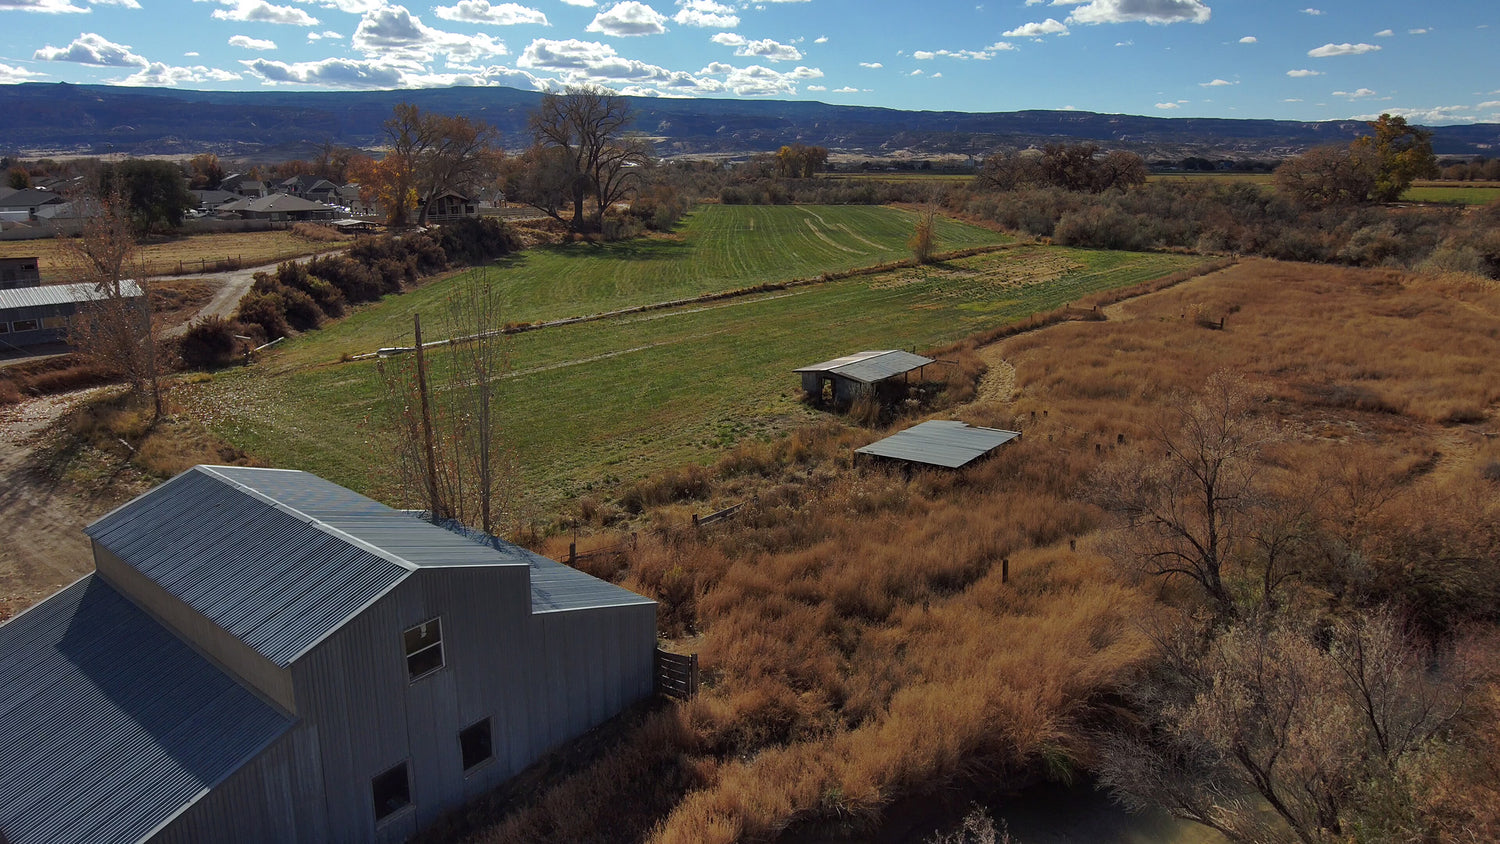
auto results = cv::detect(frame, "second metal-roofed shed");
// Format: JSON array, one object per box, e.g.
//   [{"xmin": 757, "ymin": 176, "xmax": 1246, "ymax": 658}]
[
  {"xmin": 857, "ymin": 419, "xmax": 1021, "ymax": 469},
  {"xmin": 795, "ymin": 349, "xmax": 935, "ymax": 405}
]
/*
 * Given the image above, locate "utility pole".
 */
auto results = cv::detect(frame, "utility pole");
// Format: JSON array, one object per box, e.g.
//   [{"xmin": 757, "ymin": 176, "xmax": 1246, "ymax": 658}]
[{"xmin": 413, "ymin": 313, "xmax": 442, "ymax": 521}]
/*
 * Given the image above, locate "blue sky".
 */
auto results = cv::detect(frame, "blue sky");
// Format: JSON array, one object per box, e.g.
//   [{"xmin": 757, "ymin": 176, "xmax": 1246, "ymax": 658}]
[{"xmin": 1, "ymin": 0, "xmax": 1496, "ymax": 123}]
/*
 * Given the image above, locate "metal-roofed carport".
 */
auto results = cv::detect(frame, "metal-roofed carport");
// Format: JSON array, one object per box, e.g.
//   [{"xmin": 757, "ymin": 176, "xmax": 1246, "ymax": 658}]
[
  {"xmin": 856, "ymin": 419, "xmax": 1021, "ymax": 468},
  {"xmin": 795, "ymin": 349, "xmax": 935, "ymax": 405}
]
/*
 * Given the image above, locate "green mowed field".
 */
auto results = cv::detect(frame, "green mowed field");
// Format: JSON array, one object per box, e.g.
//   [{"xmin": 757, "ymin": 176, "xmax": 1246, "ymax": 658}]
[
  {"xmin": 1400, "ymin": 184, "xmax": 1500, "ymax": 205},
  {"xmin": 183, "ymin": 239, "xmax": 1207, "ymax": 519},
  {"xmin": 274, "ymin": 204, "xmax": 1007, "ymax": 367}
]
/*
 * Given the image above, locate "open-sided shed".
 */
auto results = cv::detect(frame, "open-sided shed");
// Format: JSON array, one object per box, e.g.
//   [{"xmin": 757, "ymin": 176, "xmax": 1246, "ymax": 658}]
[
  {"xmin": 795, "ymin": 349, "xmax": 934, "ymax": 405},
  {"xmin": 857, "ymin": 419, "xmax": 1021, "ymax": 468}
]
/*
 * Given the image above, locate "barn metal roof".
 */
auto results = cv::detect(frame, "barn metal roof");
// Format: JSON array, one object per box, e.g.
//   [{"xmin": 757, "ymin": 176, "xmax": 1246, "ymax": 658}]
[
  {"xmin": 856, "ymin": 420, "xmax": 1021, "ymax": 468},
  {"xmin": 85, "ymin": 466, "xmax": 651, "ymax": 665},
  {"xmin": 794, "ymin": 350, "xmax": 934, "ymax": 384},
  {"xmin": 431, "ymin": 519, "xmax": 657, "ymax": 613},
  {"xmin": 0, "ymin": 575, "xmax": 293, "ymax": 844},
  {"xmin": 0, "ymin": 280, "xmax": 144, "ymax": 312}
]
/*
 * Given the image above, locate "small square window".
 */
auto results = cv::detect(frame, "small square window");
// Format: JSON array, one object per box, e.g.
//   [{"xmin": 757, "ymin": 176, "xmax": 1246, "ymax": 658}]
[
  {"xmin": 0, "ymin": 323, "xmax": 9, "ymax": 334},
  {"xmin": 460, "ymin": 718, "xmax": 493, "ymax": 772},
  {"xmin": 403, "ymin": 618, "xmax": 443, "ymax": 681},
  {"xmin": 371, "ymin": 762, "xmax": 410, "ymax": 822}
]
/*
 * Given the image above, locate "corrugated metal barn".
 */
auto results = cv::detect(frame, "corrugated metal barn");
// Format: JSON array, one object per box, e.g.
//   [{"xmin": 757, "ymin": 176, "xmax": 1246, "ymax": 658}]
[
  {"xmin": 0, "ymin": 280, "xmax": 145, "ymax": 352},
  {"xmin": 0, "ymin": 465, "xmax": 657, "ymax": 844},
  {"xmin": 795, "ymin": 349, "xmax": 934, "ymax": 405}
]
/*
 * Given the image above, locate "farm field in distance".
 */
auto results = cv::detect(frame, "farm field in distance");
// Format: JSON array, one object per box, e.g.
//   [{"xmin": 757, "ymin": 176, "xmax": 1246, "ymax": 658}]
[
  {"xmin": 178, "ymin": 204, "xmax": 1203, "ymax": 518},
  {"xmin": 265, "ymin": 205, "xmax": 1007, "ymax": 368},
  {"xmin": 0, "ymin": 229, "xmax": 347, "ymax": 281}
]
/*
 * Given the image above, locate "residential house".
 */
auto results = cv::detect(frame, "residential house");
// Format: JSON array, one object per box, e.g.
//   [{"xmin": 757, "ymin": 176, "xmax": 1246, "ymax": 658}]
[{"xmin": 217, "ymin": 194, "xmax": 337, "ymax": 222}]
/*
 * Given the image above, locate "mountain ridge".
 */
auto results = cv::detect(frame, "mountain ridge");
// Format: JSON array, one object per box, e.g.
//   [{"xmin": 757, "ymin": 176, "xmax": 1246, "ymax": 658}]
[{"xmin": 2, "ymin": 82, "xmax": 1496, "ymax": 162}]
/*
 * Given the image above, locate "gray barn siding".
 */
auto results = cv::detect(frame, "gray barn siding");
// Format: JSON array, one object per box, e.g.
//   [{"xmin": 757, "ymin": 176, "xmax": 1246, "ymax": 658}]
[
  {"xmin": 281, "ymin": 566, "xmax": 655, "ymax": 843},
  {"xmin": 153, "ymin": 729, "xmax": 324, "ymax": 844}
]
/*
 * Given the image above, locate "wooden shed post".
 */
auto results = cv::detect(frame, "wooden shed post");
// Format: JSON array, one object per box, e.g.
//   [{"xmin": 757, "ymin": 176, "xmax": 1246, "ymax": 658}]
[{"xmin": 1002, "ymin": 557, "xmax": 1009, "ymax": 584}]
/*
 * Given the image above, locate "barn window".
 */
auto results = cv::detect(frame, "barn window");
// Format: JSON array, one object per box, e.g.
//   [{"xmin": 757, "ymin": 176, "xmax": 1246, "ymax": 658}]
[
  {"xmin": 371, "ymin": 762, "xmax": 410, "ymax": 822},
  {"xmin": 10, "ymin": 319, "xmax": 38, "ymax": 332},
  {"xmin": 0, "ymin": 323, "xmax": 8, "ymax": 334},
  {"xmin": 460, "ymin": 718, "xmax": 493, "ymax": 772},
  {"xmin": 403, "ymin": 617, "xmax": 444, "ymax": 680}
]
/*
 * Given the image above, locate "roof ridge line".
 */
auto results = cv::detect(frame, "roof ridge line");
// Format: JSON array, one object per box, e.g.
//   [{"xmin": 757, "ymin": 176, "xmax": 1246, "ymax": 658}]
[{"xmin": 196, "ymin": 466, "xmax": 420, "ymax": 573}]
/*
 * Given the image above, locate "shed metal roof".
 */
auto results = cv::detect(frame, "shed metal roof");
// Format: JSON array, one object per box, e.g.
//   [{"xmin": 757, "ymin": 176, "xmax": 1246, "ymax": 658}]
[
  {"xmin": 794, "ymin": 349, "xmax": 934, "ymax": 385},
  {"xmin": 0, "ymin": 575, "xmax": 293, "ymax": 844},
  {"xmin": 0, "ymin": 280, "xmax": 144, "ymax": 312},
  {"xmin": 85, "ymin": 466, "xmax": 652, "ymax": 665},
  {"xmin": 856, "ymin": 419, "xmax": 1021, "ymax": 468}
]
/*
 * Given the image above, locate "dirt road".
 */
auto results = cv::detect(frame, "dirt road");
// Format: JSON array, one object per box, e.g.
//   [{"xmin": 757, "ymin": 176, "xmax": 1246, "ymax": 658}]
[
  {"xmin": 156, "ymin": 250, "xmax": 339, "ymax": 338},
  {"xmin": 0, "ymin": 390, "xmax": 145, "ymax": 621}
]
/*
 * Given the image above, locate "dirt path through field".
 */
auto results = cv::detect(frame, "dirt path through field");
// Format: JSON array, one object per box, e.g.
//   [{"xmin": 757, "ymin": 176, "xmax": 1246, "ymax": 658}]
[
  {"xmin": 157, "ymin": 250, "xmax": 342, "ymax": 338},
  {"xmin": 0, "ymin": 389, "xmax": 130, "ymax": 621}
]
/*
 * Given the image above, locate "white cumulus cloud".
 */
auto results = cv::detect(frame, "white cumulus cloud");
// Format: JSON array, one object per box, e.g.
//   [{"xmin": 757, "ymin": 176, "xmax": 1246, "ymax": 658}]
[
  {"xmin": 119, "ymin": 62, "xmax": 240, "ymax": 86},
  {"xmin": 242, "ymin": 56, "xmax": 405, "ymax": 87},
  {"xmin": 0, "ymin": 62, "xmax": 46, "ymax": 82},
  {"xmin": 1199, "ymin": 78, "xmax": 1234, "ymax": 86},
  {"xmin": 354, "ymin": 4, "xmax": 507, "ymax": 62},
  {"xmin": 1004, "ymin": 18, "xmax": 1067, "ymax": 37},
  {"xmin": 1373, "ymin": 29, "xmax": 1393, "ymax": 36},
  {"xmin": 732, "ymin": 38, "xmax": 801, "ymax": 61},
  {"xmin": 858, "ymin": 61, "xmax": 882, "ymax": 68},
  {"xmin": 1333, "ymin": 87, "xmax": 1376, "ymax": 98},
  {"xmin": 1308, "ymin": 42, "xmax": 1380, "ymax": 57},
  {"xmin": 229, "ymin": 35, "xmax": 277, "ymax": 49},
  {"xmin": 0, "ymin": 0, "xmax": 90, "ymax": 13},
  {"xmin": 34, "ymin": 32, "xmax": 148, "ymax": 65},
  {"xmin": 1286, "ymin": 68, "xmax": 1323, "ymax": 77},
  {"xmin": 586, "ymin": 1, "xmax": 667, "ymax": 36},
  {"xmin": 211, "ymin": 0, "xmax": 318, "ymax": 25},
  {"xmin": 1155, "ymin": 101, "xmax": 1180, "ymax": 109},
  {"xmin": 672, "ymin": 0, "xmax": 735, "ymax": 28},
  {"xmin": 1066, "ymin": 0, "xmax": 1209, "ymax": 26},
  {"xmin": 433, "ymin": 1, "xmax": 548, "ymax": 26},
  {"xmin": 1238, "ymin": 35, "xmax": 1255, "ymax": 43}
]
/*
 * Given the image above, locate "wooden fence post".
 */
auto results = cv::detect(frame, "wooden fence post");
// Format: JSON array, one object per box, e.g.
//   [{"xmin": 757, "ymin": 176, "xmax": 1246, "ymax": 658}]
[{"xmin": 1002, "ymin": 558, "xmax": 1009, "ymax": 584}]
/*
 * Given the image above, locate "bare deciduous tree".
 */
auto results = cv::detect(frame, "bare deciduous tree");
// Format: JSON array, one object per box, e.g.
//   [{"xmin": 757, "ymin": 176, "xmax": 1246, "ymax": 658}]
[
  {"xmin": 1092, "ymin": 371, "xmax": 1276, "ymax": 616},
  {"xmin": 58, "ymin": 188, "xmax": 162, "ymax": 416},
  {"xmin": 376, "ymin": 269, "xmax": 512, "ymax": 534},
  {"xmin": 1099, "ymin": 611, "xmax": 1472, "ymax": 844},
  {"xmin": 525, "ymin": 86, "xmax": 650, "ymax": 233}
]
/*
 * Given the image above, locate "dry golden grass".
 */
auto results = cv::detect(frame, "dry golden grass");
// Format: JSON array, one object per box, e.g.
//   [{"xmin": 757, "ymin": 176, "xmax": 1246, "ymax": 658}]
[
  {"xmin": 439, "ymin": 258, "xmax": 1500, "ymax": 843},
  {"xmin": 0, "ymin": 230, "xmax": 345, "ymax": 281}
]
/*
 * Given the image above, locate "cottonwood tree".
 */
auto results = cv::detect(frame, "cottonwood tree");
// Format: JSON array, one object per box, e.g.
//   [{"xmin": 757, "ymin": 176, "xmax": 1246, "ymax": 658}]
[
  {"xmin": 359, "ymin": 103, "xmax": 502, "ymax": 227},
  {"xmin": 774, "ymin": 143, "xmax": 828, "ymax": 178},
  {"xmin": 1355, "ymin": 113, "xmax": 1439, "ymax": 203},
  {"xmin": 58, "ymin": 188, "xmax": 162, "ymax": 416},
  {"xmin": 523, "ymin": 86, "xmax": 650, "ymax": 233},
  {"xmin": 376, "ymin": 271, "xmax": 512, "ymax": 533},
  {"xmin": 100, "ymin": 159, "xmax": 195, "ymax": 236},
  {"xmin": 975, "ymin": 143, "xmax": 1146, "ymax": 193}
]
